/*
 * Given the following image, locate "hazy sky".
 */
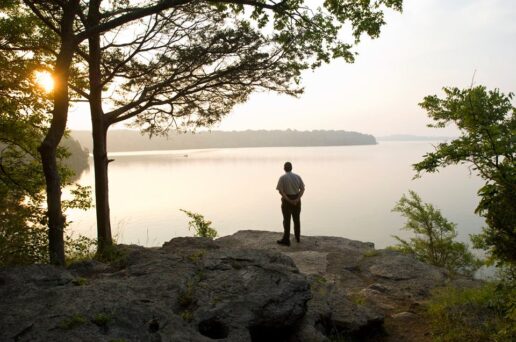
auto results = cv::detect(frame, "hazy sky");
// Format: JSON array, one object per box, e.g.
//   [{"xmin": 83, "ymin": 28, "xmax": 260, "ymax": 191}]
[{"xmin": 68, "ymin": 0, "xmax": 516, "ymax": 137}]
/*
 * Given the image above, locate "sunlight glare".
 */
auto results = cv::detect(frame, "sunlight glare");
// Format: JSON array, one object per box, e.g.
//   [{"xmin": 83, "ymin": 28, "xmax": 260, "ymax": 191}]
[{"xmin": 34, "ymin": 71, "xmax": 54, "ymax": 93}]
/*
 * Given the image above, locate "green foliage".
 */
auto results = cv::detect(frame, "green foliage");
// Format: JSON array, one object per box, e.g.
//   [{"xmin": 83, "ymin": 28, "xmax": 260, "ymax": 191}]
[
  {"xmin": 0, "ymin": 7, "xmax": 53, "ymax": 265},
  {"xmin": 350, "ymin": 293, "xmax": 366, "ymax": 306},
  {"xmin": 71, "ymin": 277, "xmax": 88, "ymax": 286},
  {"xmin": 309, "ymin": 274, "xmax": 329, "ymax": 297},
  {"xmin": 94, "ymin": 244, "xmax": 127, "ymax": 267},
  {"xmin": 187, "ymin": 250, "xmax": 206, "ymax": 263},
  {"xmin": 0, "ymin": 222, "xmax": 48, "ymax": 266},
  {"xmin": 391, "ymin": 191, "xmax": 482, "ymax": 276},
  {"xmin": 180, "ymin": 209, "xmax": 218, "ymax": 239},
  {"xmin": 0, "ymin": 4, "xmax": 92, "ymax": 266},
  {"xmin": 92, "ymin": 313, "xmax": 112, "ymax": 327},
  {"xmin": 427, "ymin": 282, "xmax": 516, "ymax": 341},
  {"xmin": 180, "ymin": 310, "xmax": 193, "ymax": 322},
  {"xmin": 59, "ymin": 136, "xmax": 90, "ymax": 181},
  {"xmin": 362, "ymin": 249, "xmax": 380, "ymax": 257},
  {"xmin": 178, "ymin": 279, "xmax": 197, "ymax": 308},
  {"xmin": 65, "ymin": 234, "xmax": 97, "ymax": 264},
  {"xmin": 177, "ymin": 270, "xmax": 206, "ymax": 322},
  {"xmin": 0, "ymin": 122, "xmax": 94, "ymax": 266},
  {"xmin": 58, "ymin": 314, "xmax": 87, "ymax": 330},
  {"xmin": 311, "ymin": 274, "xmax": 328, "ymax": 285},
  {"xmin": 415, "ymin": 86, "xmax": 515, "ymax": 268},
  {"xmin": 0, "ymin": 116, "xmax": 93, "ymax": 266}
]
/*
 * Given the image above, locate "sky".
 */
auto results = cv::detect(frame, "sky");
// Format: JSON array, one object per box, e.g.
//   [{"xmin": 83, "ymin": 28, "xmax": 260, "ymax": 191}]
[{"xmin": 67, "ymin": 0, "xmax": 516, "ymax": 137}]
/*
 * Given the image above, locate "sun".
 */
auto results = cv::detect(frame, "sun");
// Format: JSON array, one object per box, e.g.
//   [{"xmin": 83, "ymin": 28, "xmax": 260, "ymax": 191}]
[{"xmin": 34, "ymin": 70, "xmax": 55, "ymax": 93}]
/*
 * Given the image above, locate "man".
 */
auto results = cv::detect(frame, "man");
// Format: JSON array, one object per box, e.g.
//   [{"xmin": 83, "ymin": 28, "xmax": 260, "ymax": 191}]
[{"xmin": 276, "ymin": 161, "xmax": 305, "ymax": 246}]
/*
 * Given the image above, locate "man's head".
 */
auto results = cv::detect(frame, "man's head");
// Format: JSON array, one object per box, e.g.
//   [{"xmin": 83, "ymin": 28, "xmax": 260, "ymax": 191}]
[{"xmin": 284, "ymin": 162, "xmax": 292, "ymax": 172}]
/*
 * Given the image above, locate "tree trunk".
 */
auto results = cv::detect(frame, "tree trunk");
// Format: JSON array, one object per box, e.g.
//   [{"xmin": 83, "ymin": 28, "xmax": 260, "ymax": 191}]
[
  {"xmin": 39, "ymin": 0, "xmax": 80, "ymax": 266},
  {"xmin": 88, "ymin": 0, "xmax": 113, "ymax": 255},
  {"xmin": 91, "ymin": 122, "xmax": 113, "ymax": 254},
  {"xmin": 39, "ymin": 136, "xmax": 66, "ymax": 265}
]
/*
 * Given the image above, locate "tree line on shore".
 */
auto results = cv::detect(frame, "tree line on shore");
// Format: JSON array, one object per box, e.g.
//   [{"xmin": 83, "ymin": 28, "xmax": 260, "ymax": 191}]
[{"xmin": 71, "ymin": 129, "xmax": 376, "ymax": 152}]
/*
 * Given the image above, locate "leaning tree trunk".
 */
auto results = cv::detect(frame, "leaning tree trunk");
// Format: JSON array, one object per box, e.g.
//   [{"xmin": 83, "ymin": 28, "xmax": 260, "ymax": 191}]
[
  {"xmin": 88, "ymin": 0, "xmax": 113, "ymax": 256},
  {"xmin": 39, "ymin": 0, "xmax": 80, "ymax": 266}
]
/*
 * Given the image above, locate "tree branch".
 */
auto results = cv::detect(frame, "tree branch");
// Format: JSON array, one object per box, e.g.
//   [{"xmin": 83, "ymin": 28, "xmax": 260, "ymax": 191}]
[
  {"xmin": 76, "ymin": 0, "xmax": 192, "ymax": 42},
  {"xmin": 22, "ymin": 0, "xmax": 61, "ymax": 35}
]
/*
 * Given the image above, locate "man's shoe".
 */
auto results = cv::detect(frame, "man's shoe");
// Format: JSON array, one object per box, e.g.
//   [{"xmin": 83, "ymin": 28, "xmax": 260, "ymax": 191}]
[
  {"xmin": 295, "ymin": 237, "xmax": 301, "ymax": 243},
  {"xmin": 277, "ymin": 239, "xmax": 290, "ymax": 246}
]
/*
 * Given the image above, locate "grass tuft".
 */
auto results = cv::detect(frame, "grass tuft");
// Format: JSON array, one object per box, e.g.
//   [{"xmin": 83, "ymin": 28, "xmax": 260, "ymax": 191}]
[
  {"xmin": 59, "ymin": 314, "xmax": 87, "ymax": 330},
  {"xmin": 427, "ymin": 282, "xmax": 515, "ymax": 341}
]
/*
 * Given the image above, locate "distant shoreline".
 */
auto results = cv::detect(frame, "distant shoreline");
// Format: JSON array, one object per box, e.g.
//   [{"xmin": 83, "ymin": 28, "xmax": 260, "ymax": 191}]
[
  {"xmin": 71, "ymin": 129, "xmax": 377, "ymax": 153},
  {"xmin": 377, "ymin": 134, "xmax": 453, "ymax": 141}
]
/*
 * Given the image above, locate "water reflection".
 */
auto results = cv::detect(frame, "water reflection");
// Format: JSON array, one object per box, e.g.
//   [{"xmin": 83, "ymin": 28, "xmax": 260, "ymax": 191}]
[{"xmin": 67, "ymin": 142, "xmax": 485, "ymax": 249}]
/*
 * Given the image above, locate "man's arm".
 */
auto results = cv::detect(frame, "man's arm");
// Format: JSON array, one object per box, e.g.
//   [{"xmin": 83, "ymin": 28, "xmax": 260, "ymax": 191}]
[
  {"xmin": 297, "ymin": 176, "xmax": 305, "ymax": 201},
  {"xmin": 291, "ymin": 188, "xmax": 303, "ymax": 205},
  {"xmin": 278, "ymin": 189, "xmax": 296, "ymax": 204}
]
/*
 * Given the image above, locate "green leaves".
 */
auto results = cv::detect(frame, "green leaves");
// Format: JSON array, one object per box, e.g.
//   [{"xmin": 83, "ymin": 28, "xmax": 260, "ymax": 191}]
[
  {"xmin": 0, "ymin": 2, "xmax": 92, "ymax": 266},
  {"xmin": 180, "ymin": 209, "xmax": 218, "ymax": 239},
  {"xmin": 415, "ymin": 85, "xmax": 515, "ymax": 268},
  {"xmin": 391, "ymin": 191, "xmax": 482, "ymax": 276},
  {"xmin": 427, "ymin": 283, "xmax": 516, "ymax": 341}
]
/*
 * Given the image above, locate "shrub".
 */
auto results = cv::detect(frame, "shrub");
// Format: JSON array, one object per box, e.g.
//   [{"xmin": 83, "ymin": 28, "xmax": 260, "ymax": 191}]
[
  {"xmin": 65, "ymin": 234, "xmax": 97, "ymax": 264},
  {"xmin": 0, "ymin": 218, "xmax": 96, "ymax": 267},
  {"xmin": 427, "ymin": 282, "xmax": 516, "ymax": 341},
  {"xmin": 391, "ymin": 190, "xmax": 482, "ymax": 276},
  {"xmin": 180, "ymin": 209, "xmax": 218, "ymax": 239}
]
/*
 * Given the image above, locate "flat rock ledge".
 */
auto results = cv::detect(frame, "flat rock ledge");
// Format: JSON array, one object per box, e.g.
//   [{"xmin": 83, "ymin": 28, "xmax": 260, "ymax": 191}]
[{"xmin": 0, "ymin": 230, "xmax": 479, "ymax": 342}]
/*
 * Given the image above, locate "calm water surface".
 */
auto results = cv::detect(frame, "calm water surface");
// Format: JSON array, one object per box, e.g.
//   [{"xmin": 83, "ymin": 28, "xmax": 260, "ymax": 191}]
[{"xmin": 68, "ymin": 142, "xmax": 485, "ymax": 249}]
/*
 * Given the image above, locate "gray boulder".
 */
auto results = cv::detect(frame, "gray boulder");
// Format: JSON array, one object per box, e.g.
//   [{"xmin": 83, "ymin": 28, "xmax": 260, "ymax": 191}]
[
  {"xmin": 0, "ymin": 237, "xmax": 310, "ymax": 342},
  {"xmin": 216, "ymin": 230, "xmax": 479, "ymax": 341}
]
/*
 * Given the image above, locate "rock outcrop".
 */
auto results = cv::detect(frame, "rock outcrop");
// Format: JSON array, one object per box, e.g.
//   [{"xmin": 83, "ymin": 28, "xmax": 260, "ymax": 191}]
[
  {"xmin": 217, "ymin": 231, "xmax": 479, "ymax": 341},
  {"xmin": 0, "ymin": 238, "xmax": 309, "ymax": 341},
  {"xmin": 0, "ymin": 230, "xmax": 479, "ymax": 341}
]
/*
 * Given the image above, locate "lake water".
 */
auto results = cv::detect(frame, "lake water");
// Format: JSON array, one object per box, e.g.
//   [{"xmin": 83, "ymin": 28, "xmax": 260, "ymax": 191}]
[{"xmin": 67, "ymin": 141, "xmax": 485, "ymax": 249}]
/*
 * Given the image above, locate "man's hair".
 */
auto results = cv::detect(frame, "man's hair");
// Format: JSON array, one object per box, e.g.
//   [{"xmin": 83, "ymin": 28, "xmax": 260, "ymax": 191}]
[{"xmin": 284, "ymin": 162, "xmax": 292, "ymax": 172}]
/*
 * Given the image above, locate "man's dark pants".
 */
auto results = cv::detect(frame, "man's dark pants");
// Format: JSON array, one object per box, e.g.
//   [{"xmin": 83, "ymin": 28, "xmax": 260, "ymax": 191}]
[{"xmin": 281, "ymin": 194, "xmax": 301, "ymax": 242}]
